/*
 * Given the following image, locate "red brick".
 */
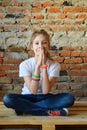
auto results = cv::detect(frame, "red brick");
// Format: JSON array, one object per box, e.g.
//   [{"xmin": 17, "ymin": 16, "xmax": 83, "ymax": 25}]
[
  {"xmin": 54, "ymin": 2, "xmax": 63, "ymax": 6},
  {"xmin": 7, "ymin": 46, "xmax": 25, "ymax": 52},
  {"xmin": 58, "ymin": 25, "xmax": 73, "ymax": 31},
  {"xmin": 64, "ymin": 21, "xmax": 71, "ymax": 25},
  {"xmin": 60, "ymin": 50, "xmax": 71, "ymax": 57},
  {"xmin": 49, "ymin": 50, "xmax": 59, "ymax": 57},
  {"xmin": 73, "ymin": 7, "xmax": 83, "ymax": 12},
  {"xmin": 57, "ymin": 84, "xmax": 69, "ymax": 90},
  {"xmin": 83, "ymin": 7, "xmax": 87, "ymax": 12},
  {"xmin": 3, "ymin": 25, "xmax": 17, "ymax": 31},
  {"xmin": 25, "ymin": 14, "xmax": 33, "ymax": 19},
  {"xmin": 4, "ymin": 58, "xmax": 23, "ymax": 64},
  {"xmin": 43, "ymin": 1, "xmax": 53, "ymax": 7},
  {"xmin": 80, "ymin": 51, "xmax": 87, "ymax": 56},
  {"xmin": 74, "ymin": 20, "xmax": 83, "ymax": 25},
  {"xmin": 70, "ymin": 64, "xmax": 81, "ymax": 70},
  {"xmin": 22, "ymin": 2, "xmax": 27, "ymax": 7},
  {"xmin": 47, "ymin": 15, "xmax": 56, "ymax": 19},
  {"xmin": 54, "ymin": 57, "xmax": 64, "ymax": 63},
  {"xmin": 0, "ymin": 59, "xmax": 3, "ymax": 64},
  {"xmin": 61, "ymin": 64, "xmax": 70, "ymax": 70},
  {"xmin": 0, "ymin": 77, "xmax": 12, "ymax": 84},
  {"xmin": 73, "ymin": 76, "xmax": 87, "ymax": 82},
  {"xmin": 2, "ymin": 0, "xmax": 11, "ymax": 6},
  {"xmin": 0, "ymin": 8, "xmax": 4, "ymax": 13},
  {"xmin": 78, "ymin": 14, "xmax": 87, "ymax": 18},
  {"xmin": 71, "ymin": 51, "xmax": 80, "ymax": 57},
  {"xmin": 70, "ymin": 83, "xmax": 81, "ymax": 90},
  {"xmin": 58, "ymin": 14, "xmax": 66, "ymax": 19},
  {"xmin": 11, "ymin": 0, "xmax": 23, "ymax": 6},
  {"xmin": 0, "ymin": 13, "xmax": 6, "ymax": 19},
  {"xmin": 0, "ymin": 52, "xmax": 5, "ymax": 58},
  {"xmin": 72, "ymin": 58, "xmax": 83, "ymax": 63},
  {"xmin": 31, "ymin": 8, "xmax": 42, "ymax": 13},
  {"xmin": 32, "ymin": 1, "xmax": 42, "ymax": 7},
  {"xmin": 83, "ymin": 91, "xmax": 87, "ymax": 96},
  {"xmin": 7, "ymin": 7, "xmax": 25, "ymax": 13},
  {"xmin": 0, "ymin": 71, "xmax": 6, "ymax": 76},
  {"xmin": 7, "ymin": 72, "xmax": 19, "ymax": 77},
  {"xmin": 0, "ymin": 65, "xmax": 10, "ymax": 71},
  {"xmin": 0, "ymin": 84, "xmax": 12, "ymax": 90},
  {"xmin": 47, "ymin": 20, "xmax": 58, "ymax": 25},
  {"xmin": 72, "ymin": 90, "xmax": 83, "ymax": 97},
  {"xmin": 83, "ymin": 47, "xmax": 87, "ymax": 51},
  {"xmin": 47, "ymin": 7, "xmax": 60, "ymax": 13},
  {"xmin": 69, "ymin": 46, "xmax": 82, "ymax": 51},
  {"xmin": 68, "ymin": 70, "xmax": 87, "ymax": 76},
  {"xmin": 63, "ymin": 7, "xmax": 73, "ymax": 12},
  {"xmin": 81, "ymin": 65, "xmax": 87, "ymax": 70},
  {"xmin": 0, "ymin": 65, "xmax": 18, "ymax": 71},
  {"xmin": 64, "ymin": 58, "xmax": 83, "ymax": 64},
  {"xmin": 83, "ymin": 58, "xmax": 87, "ymax": 63},
  {"xmin": 35, "ymin": 15, "xmax": 44, "ymax": 19},
  {"xmin": 67, "ymin": 14, "xmax": 76, "ymax": 19}
]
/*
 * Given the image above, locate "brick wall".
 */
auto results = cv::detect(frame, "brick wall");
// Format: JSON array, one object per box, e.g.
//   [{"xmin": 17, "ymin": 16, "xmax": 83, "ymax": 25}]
[{"xmin": 0, "ymin": 0, "xmax": 87, "ymax": 101}]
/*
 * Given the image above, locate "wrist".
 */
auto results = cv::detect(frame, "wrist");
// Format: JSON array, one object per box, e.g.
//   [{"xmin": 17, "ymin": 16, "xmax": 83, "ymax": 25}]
[
  {"xmin": 41, "ymin": 64, "xmax": 48, "ymax": 69},
  {"xmin": 36, "ymin": 64, "xmax": 40, "ymax": 69},
  {"xmin": 35, "ymin": 65, "xmax": 40, "ymax": 74}
]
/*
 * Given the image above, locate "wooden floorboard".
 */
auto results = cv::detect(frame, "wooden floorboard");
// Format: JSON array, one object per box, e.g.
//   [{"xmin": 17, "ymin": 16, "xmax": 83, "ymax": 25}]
[{"xmin": 0, "ymin": 101, "xmax": 87, "ymax": 130}]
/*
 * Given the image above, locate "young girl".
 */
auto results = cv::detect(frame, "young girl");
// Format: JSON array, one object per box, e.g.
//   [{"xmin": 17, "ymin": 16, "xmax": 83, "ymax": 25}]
[{"xmin": 3, "ymin": 29, "xmax": 75, "ymax": 116}]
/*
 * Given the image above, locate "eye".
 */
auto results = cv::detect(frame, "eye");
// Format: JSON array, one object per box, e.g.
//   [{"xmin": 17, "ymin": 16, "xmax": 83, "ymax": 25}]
[
  {"xmin": 35, "ymin": 42, "xmax": 39, "ymax": 45},
  {"xmin": 42, "ymin": 41, "xmax": 48, "ymax": 45}
]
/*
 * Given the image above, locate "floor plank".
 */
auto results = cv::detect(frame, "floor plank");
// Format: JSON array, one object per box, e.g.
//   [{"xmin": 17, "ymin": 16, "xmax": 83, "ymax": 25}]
[{"xmin": 0, "ymin": 101, "xmax": 87, "ymax": 130}]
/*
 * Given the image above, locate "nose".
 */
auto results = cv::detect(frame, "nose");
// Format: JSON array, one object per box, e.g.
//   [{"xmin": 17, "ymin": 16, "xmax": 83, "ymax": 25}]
[{"xmin": 39, "ymin": 43, "xmax": 43, "ymax": 48}]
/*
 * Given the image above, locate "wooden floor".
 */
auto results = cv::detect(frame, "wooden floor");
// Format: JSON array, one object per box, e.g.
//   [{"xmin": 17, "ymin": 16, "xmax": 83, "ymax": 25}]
[{"xmin": 0, "ymin": 101, "xmax": 87, "ymax": 130}]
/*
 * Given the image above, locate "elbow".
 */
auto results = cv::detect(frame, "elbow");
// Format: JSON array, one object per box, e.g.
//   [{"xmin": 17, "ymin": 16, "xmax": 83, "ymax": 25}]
[
  {"xmin": 30, "ymin": 90, "xmax": 37, "ymax": 95},
  {"xmin": 42, "ymin": 88, "xmax": 50, "ymax": 95},
  {"xmin": 42, "ymin": 91, "xmax": 49, "ymax": 95}
]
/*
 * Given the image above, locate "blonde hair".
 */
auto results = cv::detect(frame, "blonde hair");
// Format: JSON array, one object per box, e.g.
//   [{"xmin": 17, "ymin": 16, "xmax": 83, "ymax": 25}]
[{"xmin": 30, "ymin": 29, "xmax": 52, "ymax": 59}]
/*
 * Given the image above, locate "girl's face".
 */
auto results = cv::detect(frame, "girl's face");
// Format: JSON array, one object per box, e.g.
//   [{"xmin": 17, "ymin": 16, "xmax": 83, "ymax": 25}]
[{"xmin": 31, "ymin": 34, "xmax": 50, "ymax": 56}]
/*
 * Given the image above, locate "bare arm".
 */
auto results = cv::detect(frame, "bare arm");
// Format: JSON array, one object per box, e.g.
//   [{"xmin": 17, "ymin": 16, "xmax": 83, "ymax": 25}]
[
  {"xmin": 42, "ymin": 67, "xmax": 57, "ymax": 94},
  {"xmin": 41, "ymin": 47, "xmax": 57, "ymax": 94},
  {"xmin": 23, "ymin": 48, "xmax": 42, "ymax": 94},
  {"xmin": 24, "ymin": 66, "xmax": 40, "ymax": 94}
]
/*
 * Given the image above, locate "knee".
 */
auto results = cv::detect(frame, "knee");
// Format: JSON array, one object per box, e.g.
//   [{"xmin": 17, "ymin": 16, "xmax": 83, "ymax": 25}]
[
  {"xmin": 3, "ymin": 94, "xmax": 13, "ymax": 108},
  {"xmin": 66, "ymin": 93, "xmax": 75, "ymax": 106}
]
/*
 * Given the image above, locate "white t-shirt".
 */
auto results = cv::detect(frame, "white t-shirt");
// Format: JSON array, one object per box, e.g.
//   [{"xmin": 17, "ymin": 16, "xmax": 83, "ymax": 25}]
[{"xmin": 19, "ymin": 57, "xmax": 60, "ymax": 94}]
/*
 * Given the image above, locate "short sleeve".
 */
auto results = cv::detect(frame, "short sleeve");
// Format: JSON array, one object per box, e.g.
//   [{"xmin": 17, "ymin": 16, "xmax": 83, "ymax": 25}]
[
  {"xmin": 48, "ymin": 62, "xmax": 61, "ymax": 77},
  {"xmin": 19, "ymin": 61, "xmax": 31, "ymax": 77}
]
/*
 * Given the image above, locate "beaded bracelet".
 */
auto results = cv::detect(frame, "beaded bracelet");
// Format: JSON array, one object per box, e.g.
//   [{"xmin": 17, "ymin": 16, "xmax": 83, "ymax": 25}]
[{"xmin": 41, "ymin": 64, "xmax": 48, "ymax": 69}]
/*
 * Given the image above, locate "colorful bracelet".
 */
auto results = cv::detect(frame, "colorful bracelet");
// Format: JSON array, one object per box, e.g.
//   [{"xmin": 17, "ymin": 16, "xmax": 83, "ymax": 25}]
[
  {"xmin": 32, "ymin": 77, "xmax": 40, "ymax": 81},
  {"xmin": 32, "ymin": 73, "xmax": 40, "ymax": 78},
  {"xmin": 32, "ymin": 73, "xmax": 40, "ymax": 81},
  {"xmin": 41, "ymin": 64, "xmax": 48, "ymax": 69}
]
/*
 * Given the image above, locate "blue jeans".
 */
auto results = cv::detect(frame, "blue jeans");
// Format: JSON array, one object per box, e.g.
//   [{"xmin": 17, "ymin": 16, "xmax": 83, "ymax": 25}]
[{"xmin": 3, "ymin": 93, "xmax": 75, "ymax": 116}]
